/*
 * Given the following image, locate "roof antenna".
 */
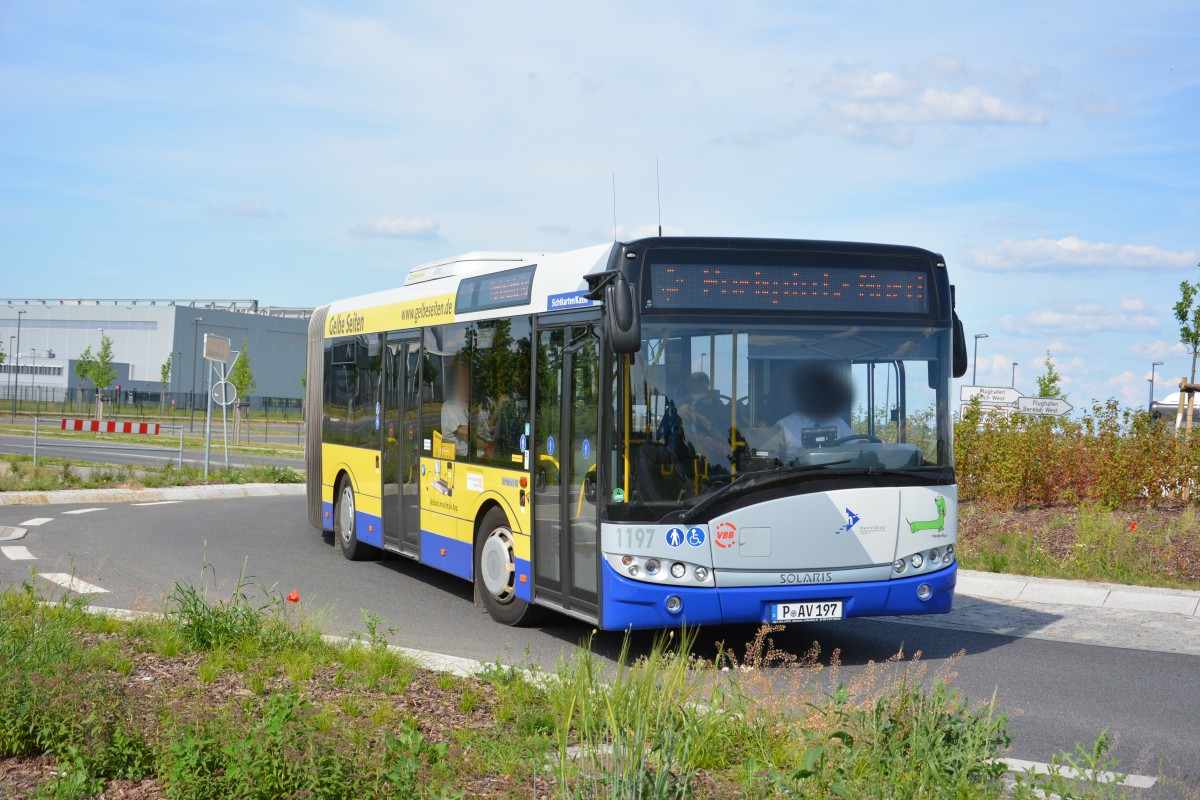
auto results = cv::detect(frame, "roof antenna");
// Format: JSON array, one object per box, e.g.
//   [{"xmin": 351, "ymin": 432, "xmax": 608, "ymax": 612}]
[
  {"xmin": 656, "ymin": 155, "xmax": 662, "ymax": 237},
  {"xmin": 611, "ymin": 173, "xmax": 618, "ymax": 242}
]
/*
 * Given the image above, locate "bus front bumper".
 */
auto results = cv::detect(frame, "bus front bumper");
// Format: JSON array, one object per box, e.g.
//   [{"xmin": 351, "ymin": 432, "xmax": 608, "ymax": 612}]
[{"xmin": 599, "ymin": 561, "xmax": 957, "ymax": 631}]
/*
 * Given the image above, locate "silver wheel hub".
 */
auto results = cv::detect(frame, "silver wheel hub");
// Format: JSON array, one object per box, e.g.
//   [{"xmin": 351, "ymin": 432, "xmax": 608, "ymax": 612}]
[
  {"xmin": 339, "ymin": 485, "xmax": 355, "ymax": 546},
  {"xmin": 480, "ymin": 526, "xmax": 516, "ymax": 602}
]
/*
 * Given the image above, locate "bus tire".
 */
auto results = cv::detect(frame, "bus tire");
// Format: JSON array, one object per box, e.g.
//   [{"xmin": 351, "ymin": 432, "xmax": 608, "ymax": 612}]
[
  {"xmin": 335, "ymin": 477, "xmax": 371, "ymax": 561},
  {"xmin": 475, "ymin": 507, "xmax": 540, "ymax": 626}
]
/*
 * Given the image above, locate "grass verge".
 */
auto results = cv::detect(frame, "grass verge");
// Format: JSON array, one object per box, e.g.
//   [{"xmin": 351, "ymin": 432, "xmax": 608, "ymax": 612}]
[
  {"xmin": 960, "ymin": 503, "xmax": 1200, "ymax": 589},
  {"xmin": 0, "ymin": 455, "xmax": 303, "ymax": 492},
  {"xmin": 0, "ymin": 572, "xmax": 1169, "ymax": 799}
]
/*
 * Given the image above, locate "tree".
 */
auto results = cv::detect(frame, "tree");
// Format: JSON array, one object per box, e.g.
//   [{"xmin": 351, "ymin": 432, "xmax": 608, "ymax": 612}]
[
  {"xmin": 1174, "ymin": 266, "xmax": 1200, "ymax": 383},
  {"xmin": 1035, "ymin": 350, "xmax": 1066, "ymax": 398},
  {"xmin": 75, "ymin": 335, "xmax": 116, "ymax": 420},
  {"xmin": 160, "ymin": 353, "xmax": 174, "ymax": 414},
  {"xmin": 0, "ymin": 339, "xmax": 5, "ymax": 366},
  {"xmin": 229, "ymin": 339, "xmax": 257, "ymax": 443},
  {"xmin": 229, "ymin": 339, "xmax": 257, "ymax": 399}
]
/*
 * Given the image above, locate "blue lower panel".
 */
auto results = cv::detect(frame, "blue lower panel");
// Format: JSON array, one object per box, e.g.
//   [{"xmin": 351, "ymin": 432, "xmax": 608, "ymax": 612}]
[
  {"xmin": 600, "ymin": 561, "xmax": 957, "ymax": 631},
  {"xmin": 356, "ymin": 510, "xmax": 383, "ymax": 549},
  {"xmin": 319, "ymin": 500, "xmax": 382, "ymax": 549},
  {"xmin": 515, "ymin": 557, "xmax": 532, "ymax": 602},
  {"xmin": 420, "ymin": 530, "xmax": 473, "ymax": 581}
]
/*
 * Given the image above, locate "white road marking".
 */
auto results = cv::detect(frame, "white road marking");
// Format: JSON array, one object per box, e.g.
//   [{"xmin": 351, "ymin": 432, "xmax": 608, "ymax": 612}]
[
  {"xmin": 1, "ymin": 546, "xmax": 35, "ymax": 561},
  {"xmin": 132, "ymin": 500, "xmax": 181, "ymax": 507},
  {"xmin": 39, "ymin": 573, "xmax": 109, "ymax": 595},
  {"xmin": 21, "ymin": 518, "xmax": 53, "ymax": 526},
  {"xmin": 62, "ymin": 508, "xmax": 105, "ymax": 515},
  {"xmin": 1001, "ymin": 758, "xmax": 1157, "ymax": 789}
]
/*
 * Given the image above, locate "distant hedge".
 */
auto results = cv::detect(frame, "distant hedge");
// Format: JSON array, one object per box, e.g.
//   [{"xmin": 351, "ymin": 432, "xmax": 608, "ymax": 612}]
[{"xmin": 955, "ymin": 399, "xmax": 1200, "ymax": 509}]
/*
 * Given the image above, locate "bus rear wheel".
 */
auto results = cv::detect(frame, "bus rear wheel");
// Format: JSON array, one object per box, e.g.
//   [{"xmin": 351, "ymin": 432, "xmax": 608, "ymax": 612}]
[
  {"xmin": 335, "ymin": 477, "xmax": 372, "ymax": 561},
  {"xmin": 475, "ymin": 507, "xmax": 540, "ymax": 626}
]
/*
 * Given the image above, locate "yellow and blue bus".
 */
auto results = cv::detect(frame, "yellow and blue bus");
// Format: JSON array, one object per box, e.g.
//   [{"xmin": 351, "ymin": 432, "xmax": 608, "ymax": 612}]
[{"xmin": 305, "ymin": 237, "xmax": 969, "ymax": 629}]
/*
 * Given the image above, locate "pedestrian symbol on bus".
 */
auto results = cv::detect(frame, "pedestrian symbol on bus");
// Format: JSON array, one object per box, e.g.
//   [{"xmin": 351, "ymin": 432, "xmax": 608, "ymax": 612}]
[
  {"xmin": 547, "ymin": 435, "xmax": 555, "ymax": 456},
  {"xmin": 686, "ymin": 527, "xmax": 705, "ymax": 546},
  {"xmin": 666, "ymin": 527, "xmax": 685, "ymax": 547},
  {"xmin": 582, "ymin": 439, "xmax": 591, "ymax": 460}
]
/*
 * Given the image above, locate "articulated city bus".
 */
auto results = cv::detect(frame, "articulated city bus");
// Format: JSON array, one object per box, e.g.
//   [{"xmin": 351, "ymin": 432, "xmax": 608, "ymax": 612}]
[{"xmin": 304, "ymin": 237, "xmax": 969, "ymax": 629}]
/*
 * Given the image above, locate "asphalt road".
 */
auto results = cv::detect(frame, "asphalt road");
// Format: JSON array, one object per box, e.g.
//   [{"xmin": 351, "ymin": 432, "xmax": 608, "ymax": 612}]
[
  {"xmin": 0, "ymin": 432, "xmax": 304, "ymax": 471},
  {"xmin": 1, "ymin": 494, "xmax": 1196, "ymax": 792}
]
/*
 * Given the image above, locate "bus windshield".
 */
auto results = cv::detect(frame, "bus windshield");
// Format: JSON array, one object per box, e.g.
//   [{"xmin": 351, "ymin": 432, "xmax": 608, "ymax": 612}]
[{"xmin": 608, "ymin": 319, "xmax": 954, "ymax": 522}]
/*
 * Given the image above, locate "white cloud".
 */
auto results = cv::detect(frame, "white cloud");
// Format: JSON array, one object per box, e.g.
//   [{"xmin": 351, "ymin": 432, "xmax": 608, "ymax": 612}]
[
  {"xmin": 967, "ymin": 236, "xmax": 1198, "ymax": 272},
  {"xmin": 833, "ymin": 86, "xmax": 1045, "ymax": 127},
  {"xmin": 207, "ymin": 202, "xmax": 270, "ymax": 218},
  {"xmin": 1130, "ymin": 339, "xmax": 1189, "ymax": 360},
  {"xmin": 815, "ymin": 65, "xmax": 913, "ymax": 100},
  {"xmin": 999, "ymin": 302, "xmax": 1157, "ymax": 336},
  {"xmin": 349, "ymin": 216, "xmax": 442, "ymax": 240}
]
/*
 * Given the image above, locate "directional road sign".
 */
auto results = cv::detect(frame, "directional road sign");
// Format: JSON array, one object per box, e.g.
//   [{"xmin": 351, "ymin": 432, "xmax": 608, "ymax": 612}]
[
  {"xmin": 960, "ymin": 385, "xmax": 1022, "ymax": 405},
  {"xmin": 203, "ymin": 334, "xmax": 231, "ymax": 363},
  {"xmin": 1016, "ymin": 396, "xmax": 1072, "ymax": 416}
]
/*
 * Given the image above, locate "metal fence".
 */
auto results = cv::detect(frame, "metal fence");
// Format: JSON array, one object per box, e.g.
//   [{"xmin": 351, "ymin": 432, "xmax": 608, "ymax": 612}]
[{"xmin": 0, "ymin": 386, "xmax": 303, "ymax": 420}]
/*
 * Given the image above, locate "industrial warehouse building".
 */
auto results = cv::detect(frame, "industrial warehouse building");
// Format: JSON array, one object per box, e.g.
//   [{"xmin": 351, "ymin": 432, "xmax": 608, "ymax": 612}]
[{"xmin": 0, "ymin": 299, "xmax": 311, "ymax": 413}]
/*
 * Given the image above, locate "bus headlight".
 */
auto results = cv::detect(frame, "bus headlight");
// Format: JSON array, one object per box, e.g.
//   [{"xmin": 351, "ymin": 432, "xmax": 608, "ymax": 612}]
[
  {"xmin": 911, "ymin": 553, "xmax": 924, "ymax": 569},
  {"xmin": 893, "ymin": 559, "xmax": 906, "ymax": 574},
  {"xmin": 606, "ymin": 554, "xmax": 714, "ymax": 587}
]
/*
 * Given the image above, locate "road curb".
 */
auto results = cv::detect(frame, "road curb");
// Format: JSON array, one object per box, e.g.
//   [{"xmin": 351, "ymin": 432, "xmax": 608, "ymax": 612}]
[
  {"xmin": 0, "ymin": 483, "xmax": 307, "ymax": 506},
  {"xmin": 957, "ymin": 568, "xmax": 1200, "ymax": 618}
]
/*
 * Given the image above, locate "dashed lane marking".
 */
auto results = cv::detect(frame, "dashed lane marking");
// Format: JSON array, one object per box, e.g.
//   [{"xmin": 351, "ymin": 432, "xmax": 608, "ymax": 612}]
[
  {"xmin": 1, "ymin": 546, "xmax": 35, "ymax": 561},
  {"xmin": 62, "ymin": 508, "xmax": 105, "ymax": 515},
  {"xmin": 131, "ymin": 501, "xmax": 181, "ymax": 507},
  {"xmin": 39, "ymin": 573, "xmax": 108, "ymax": 595},
  {"xmin": 21, "ymin": 518, "xmax": 53, "ymax": 526}
]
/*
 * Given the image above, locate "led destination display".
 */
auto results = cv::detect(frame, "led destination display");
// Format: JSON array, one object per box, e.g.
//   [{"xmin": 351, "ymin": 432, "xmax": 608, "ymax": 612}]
[{"xmin": 650, "ymin": 262, "xmax": 929, "ymax": 314}]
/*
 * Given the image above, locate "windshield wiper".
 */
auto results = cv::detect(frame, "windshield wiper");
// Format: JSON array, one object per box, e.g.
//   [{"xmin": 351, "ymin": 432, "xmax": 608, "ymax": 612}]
[{"xmin": 679, "ymin": 460, "xmax": 852, "ymax": 524}]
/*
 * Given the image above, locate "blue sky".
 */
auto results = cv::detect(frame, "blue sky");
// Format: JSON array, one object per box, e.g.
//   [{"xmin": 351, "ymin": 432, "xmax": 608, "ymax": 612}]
[{"xmin": 2, "ymin": 1, "xmax": 1197, "ymax": 409}]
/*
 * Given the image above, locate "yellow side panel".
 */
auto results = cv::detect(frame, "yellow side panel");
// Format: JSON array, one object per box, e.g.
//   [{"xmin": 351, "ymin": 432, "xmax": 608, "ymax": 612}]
[
  {"xmin": 322, "ymin": 443, "xmax": 382, "ymax": 517},
  {"xmin": 418, "ymin": 457, "xmax": 529, "ymax": 543},
  {"xmin": 326, "ymin": 294, "xmax": 457, "ymax": 337}
]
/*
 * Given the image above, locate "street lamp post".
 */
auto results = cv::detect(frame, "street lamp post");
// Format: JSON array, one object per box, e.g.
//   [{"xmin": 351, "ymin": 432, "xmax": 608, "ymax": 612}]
[
  {"xmin": 12, "ymin": 310, "xmax": 25, "ymax": 420},
  {"xmin": 1011, "ymin": 362, "xmax": 1017, "ymax": 388},
  {"xmin": 7, "ymin": 335, "xmax": 14, "ymax": 421},
  {"xmin": 1150, "ymin": 361, "xmax": 1164, "ymax": 410},
  {"xmin": 190, "ymin": 318, "xmax": 204, "ymax": 432},
  {"xmin": 971, "ymin": 333, "xmax": 989, "ymax": 385}
]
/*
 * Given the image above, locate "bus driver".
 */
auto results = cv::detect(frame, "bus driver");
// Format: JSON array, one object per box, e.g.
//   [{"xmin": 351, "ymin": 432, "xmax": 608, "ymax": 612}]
[{"xmin": 776, "ymin": 360, "xmax": 853, "ymax": 455}]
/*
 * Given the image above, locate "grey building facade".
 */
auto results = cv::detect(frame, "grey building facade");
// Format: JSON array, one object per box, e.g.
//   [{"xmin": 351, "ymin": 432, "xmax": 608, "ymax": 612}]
[{"xmin": 0, "ymin": 299, "xmax": 310, "ymax": 409}]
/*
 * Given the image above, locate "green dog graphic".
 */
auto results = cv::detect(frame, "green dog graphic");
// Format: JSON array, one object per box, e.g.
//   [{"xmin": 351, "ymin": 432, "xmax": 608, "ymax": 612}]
[{"xmin": 908, "ymin": 495, "xmax": 946, "ymax": 534}]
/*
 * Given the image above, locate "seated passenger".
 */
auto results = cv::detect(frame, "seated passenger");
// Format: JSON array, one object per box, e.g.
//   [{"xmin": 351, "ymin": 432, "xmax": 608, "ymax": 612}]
[{"xmin": 776, "ymin": 360, "xmax": 853, "ymax": 455}]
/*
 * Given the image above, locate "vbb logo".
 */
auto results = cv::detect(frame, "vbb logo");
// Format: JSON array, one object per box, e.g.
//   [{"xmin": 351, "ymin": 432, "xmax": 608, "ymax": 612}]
[{"xmin": 714, "ymin": 521, "xmax": 737, "ymax": 549}]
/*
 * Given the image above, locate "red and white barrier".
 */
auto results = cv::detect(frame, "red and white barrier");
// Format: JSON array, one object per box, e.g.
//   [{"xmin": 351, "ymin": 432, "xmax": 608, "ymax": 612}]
[{"xmin": 60, "ymin": 419, "xmax": 160, "ymax": 435}]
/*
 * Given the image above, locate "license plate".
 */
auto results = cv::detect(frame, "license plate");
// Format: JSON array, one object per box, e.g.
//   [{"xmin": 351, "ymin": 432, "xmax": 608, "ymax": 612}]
[{"xmin": 770, "ymin": 601, "xmax": 843, "ymax": 622}]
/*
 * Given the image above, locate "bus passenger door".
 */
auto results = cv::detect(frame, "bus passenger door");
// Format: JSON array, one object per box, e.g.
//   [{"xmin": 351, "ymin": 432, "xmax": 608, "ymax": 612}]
[
  {"xmin": 382, "ymin": 334, "xmax": 421, "ymax": 556},
  {"xmin": 533, "ymin": 324, "xmax": 600, "ymax": 617}
]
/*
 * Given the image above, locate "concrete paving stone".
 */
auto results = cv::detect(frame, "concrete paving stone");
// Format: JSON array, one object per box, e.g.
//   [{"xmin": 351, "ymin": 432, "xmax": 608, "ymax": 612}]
[
  {"xmin": 957, "ymin": 573, "xmax": 1026, "ymax": 600},
  {"xmin": 1017, "ymin": 582, "xmax": 1111, "ymax": 607},
  {"xmin": 1103, "ymin": 590, "xmax": 1200, "ymax": 616}
]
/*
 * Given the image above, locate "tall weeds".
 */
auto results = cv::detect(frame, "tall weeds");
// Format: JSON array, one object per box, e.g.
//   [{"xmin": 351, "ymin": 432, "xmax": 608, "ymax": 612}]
[{"xmin": 956, "ymin": 399, "xmax": 1199, "ymax": 509}]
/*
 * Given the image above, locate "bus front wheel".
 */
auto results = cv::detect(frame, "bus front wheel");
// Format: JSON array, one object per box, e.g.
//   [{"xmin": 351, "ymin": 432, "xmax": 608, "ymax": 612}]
[
  {"xmin": 475, "ymin": 507, "xmax": 540, "ymax": 626},
  {"xmin": 335, "ymin": 477, "xmax": 371, "ymax": 561}
]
